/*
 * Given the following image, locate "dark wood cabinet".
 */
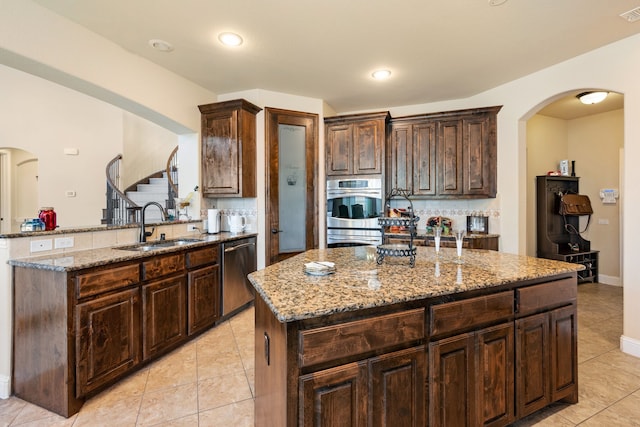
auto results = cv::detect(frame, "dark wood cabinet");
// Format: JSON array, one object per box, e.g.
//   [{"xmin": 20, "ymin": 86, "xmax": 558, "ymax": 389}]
[
  {"xmin": 299, "ymin": 362, "xmax": 368, "ymax": 427},
  {"xmin": 325, "ymin": 112, "xmax": 389, "ymax": 177},
  {"xmin": 515, "ymin": 279, "xmax": 578, "ymax": 419},
  {"xmin": 536, "ymin": 175, "xmax": 599, "ymax": 283},
  {"xmin": 255, "ymin": 274, "xmax": 578, "ymax": 427},
  {"xmin": 429, "ymin": 292, "xmax": 515, "ymax": 427},
  {"xmin": 187, "ymin": 265, "xmax": 220, "ymax": 335},
  {"xmin": 299, "ymin": 346, "xmax": 426, "ymax": 427},
  {"xmin": 13, "ymin": 241, "xmax": 222, "ymax": 417},
  {"xmin": 388, "ymin": 106, "xmax": 500, "ymax": 199},
  {"xmin": 142, "ymin": 276, "xmax": 186, "ymax": 360},
  {"xmin": 199, "ymin": 99, "xmax": 262, "ymax": 197},
  {"xmin": 75, "ymin": 287, "xmax": 140, "ymax": 397}
]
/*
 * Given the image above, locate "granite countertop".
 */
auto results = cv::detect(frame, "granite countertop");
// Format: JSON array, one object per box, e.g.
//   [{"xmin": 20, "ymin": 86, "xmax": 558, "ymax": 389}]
[
  {"xmin": 388, "ymin": 232, "xmax": 500, "ymax": 239},
  {"xmin": 248, "ymin": 246, "xmax": 584, "ymax": 323},
  {"xmin": 8, "ymin": 232, "xmax": 257, "ymax": 272}
]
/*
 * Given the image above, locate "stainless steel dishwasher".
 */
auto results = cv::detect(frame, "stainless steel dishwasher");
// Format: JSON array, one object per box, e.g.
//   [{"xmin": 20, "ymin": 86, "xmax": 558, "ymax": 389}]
[{"xmin": 221, "ymin": 236, "xmax": 257, "ymax": 316}]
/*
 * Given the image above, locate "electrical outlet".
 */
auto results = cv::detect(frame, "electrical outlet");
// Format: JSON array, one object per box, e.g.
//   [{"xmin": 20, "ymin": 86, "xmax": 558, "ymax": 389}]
[
  {"xmin": 55, "ymin": 237, "xmax": 74, "ymax": 249},
  {"xmin": 30, "ymin": 239, "xmax": 53, "ymax": 253},
  {"xmin": 598, "ymin": 218, "xmax": 610, "ymax": 225}
]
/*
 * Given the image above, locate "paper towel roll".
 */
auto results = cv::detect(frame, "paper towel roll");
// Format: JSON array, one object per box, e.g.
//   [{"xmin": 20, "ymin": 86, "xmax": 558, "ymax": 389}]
[{"xmin": 207, "ymin": 209, "xmax": 220, "ymax": 234}]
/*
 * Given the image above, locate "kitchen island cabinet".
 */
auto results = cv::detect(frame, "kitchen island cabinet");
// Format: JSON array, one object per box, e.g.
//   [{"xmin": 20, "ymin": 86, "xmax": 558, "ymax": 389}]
[
  {"xmin": 10, "ymin": 232, "xmax": 254, "ymax": 417},
  {"xmin": 249, "ymin": 246, "xmax": 581, "ymax": 427}
]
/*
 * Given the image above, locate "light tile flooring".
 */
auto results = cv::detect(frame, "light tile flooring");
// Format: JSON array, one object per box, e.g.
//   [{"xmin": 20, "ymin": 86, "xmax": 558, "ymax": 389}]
[{"xmin": 0, "ymin": 283, "xmax": 637, "ymax": 426}]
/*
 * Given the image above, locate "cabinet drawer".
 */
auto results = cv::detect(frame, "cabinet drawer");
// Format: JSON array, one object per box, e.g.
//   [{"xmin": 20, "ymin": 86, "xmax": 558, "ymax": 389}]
[
  {"xmin": 76, "ymin": 264, "xmax": 140, "ymax": 299},
  {"xmin": 299, "ymin": 308, "xmax": 425, "ymax": 367},
  {"xmin": 429, "ymin": 291, "xmax": 513, "ymax": 338},
  {"xmin": 186, "ymin": 246, "xmax": 218, "ymax": 268},
  {"xmin": 142, "ymin": 253, "xmax": 185, "ymax": 280},
  {"xmin": 516, "ymin": 278, "xmax": 576, "ymax": 317}
]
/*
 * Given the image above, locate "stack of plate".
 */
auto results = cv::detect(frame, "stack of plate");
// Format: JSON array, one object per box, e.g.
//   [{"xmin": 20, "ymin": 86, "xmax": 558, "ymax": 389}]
[{"xmin": 303, "ymin": 261, "xmax": 336, "ymax": 276}]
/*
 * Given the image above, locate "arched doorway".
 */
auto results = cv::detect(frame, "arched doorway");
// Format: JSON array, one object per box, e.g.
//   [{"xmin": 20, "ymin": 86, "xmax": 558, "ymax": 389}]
[
  {"xmin": 0, "ymin": 148, "xmax": 39, "ymax": 234},
  {"xmin": 524, "ymin": 90, "xmax": 624, "ymax": 286}
]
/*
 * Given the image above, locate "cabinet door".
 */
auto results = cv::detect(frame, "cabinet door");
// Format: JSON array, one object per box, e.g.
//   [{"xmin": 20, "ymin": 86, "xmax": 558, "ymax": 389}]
[
  {"xmin": 550, "ymin": 305, "xmax": 578, "ymax": 403},
  {"xmin": 477, "ymin": 323, "xmax": 515, "ymax": 427},
  {"xmin": 187, "ymin": 265, "xmax": 220, "ymax": 335},
  {"xmin": 429, "ymin": 332, "xmax": 475, "ymax": 427},
  {"xmin": 412, "ymin": 122, "xmax": 437, "ymax": 196},
  {"xmin": 142, "ymin": 276, "xmax": 187, "ymax": 360},
  {"xmin": 462, "ymin": 115, "xmax": 496, "ymax": 197},
  {"xmin": 75, "ymin": 288, "xmax": 140, "ymax": 397},
  {"xmin": 326, "ymin": 123, "xmax": 353, "ymax": 176},
  {"xmin": 201, "ymin": 109, "xmax": 240, "ymax": 195},
  {"xmin": 388, "ymin": 123, "xmax": 412, "ymax": 192},
  {"xmin": 515, "ymin": 312, "xmax": 550, "ymax": 418},
  {"xmin": 437, "ymin": 119, "xmax": 463, "ymax": 196},
  {"xmin": 353, "ymin": 119, "xmax": 383, "ymax": 175},
  {"xmin": 369, "ymin": 346, "xmax": 426, "ymax": 427},
  {"xmin": 299, "ymin": 362, "xmax": 368, "ymax": 427}
]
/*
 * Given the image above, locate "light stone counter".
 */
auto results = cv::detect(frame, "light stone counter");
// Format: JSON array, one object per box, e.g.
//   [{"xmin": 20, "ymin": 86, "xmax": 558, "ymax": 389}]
[
  {"xmin": 248, "ymin": 246, "xmax": 584, "ymax": 322},
  {"xmin": 8, "ymin": 232, "xmax": 256, "ymax": 272}
]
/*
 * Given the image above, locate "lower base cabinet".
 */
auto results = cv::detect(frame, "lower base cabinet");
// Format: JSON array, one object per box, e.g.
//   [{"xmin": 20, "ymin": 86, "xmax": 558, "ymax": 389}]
[
  {"xmin": 429, "ymin": 323, "xmax": 514, "ymax": 427},
  {"xmin": 142, "ymin": 276, "xmax": 187, "ymax": 360},
  {"xmin": 516, "ymin": 304, "xmax": 578, "ymax": 418},
  {"xmin": 256, "ymin": 276, "xmax": 578, "ymax": 427},
  {"xmin": 75, "ymin": 288, "xmax": 141, "ymax": 397},
  {"xmin": 299, "ymin": 346, "xmax": 426, "ymax": 427}
]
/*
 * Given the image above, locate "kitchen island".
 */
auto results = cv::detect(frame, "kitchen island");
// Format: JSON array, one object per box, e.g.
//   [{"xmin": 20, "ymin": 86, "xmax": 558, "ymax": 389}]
[{"xmin": 248, "ymin": 246, "xmax": 583, "ymax": 427}]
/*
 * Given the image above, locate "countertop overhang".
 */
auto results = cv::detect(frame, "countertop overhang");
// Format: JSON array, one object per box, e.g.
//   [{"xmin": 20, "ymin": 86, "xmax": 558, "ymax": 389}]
[{"xmin": 248, "ymin": 246, "xmax": 584, "ymax": 323}]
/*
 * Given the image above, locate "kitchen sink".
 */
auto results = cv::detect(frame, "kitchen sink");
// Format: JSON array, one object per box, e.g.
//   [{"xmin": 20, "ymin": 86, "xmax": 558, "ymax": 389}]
[{"xmin": 116, "ymin": 238, "xmax": 203, "ymax": 252}]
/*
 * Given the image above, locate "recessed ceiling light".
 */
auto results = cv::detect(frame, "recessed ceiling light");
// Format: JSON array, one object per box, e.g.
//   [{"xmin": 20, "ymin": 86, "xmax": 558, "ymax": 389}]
[
  {"xmin": 372, "ymin": 69, "xmax": 391, "ymax": 80},
  {"xmin": 577, "ymin": 91, "xmax": 608, "ymax": 105},
  {"xmin": 148, "ymin": 39, "xmax": 174, "ymax": 52},
  {"xmin": 218, "ymin": 32, "xmax": 243, "ymax": 47},
  {"xmin": 488, "ymin": 0, "xmax": 508, "ymax": 5}
]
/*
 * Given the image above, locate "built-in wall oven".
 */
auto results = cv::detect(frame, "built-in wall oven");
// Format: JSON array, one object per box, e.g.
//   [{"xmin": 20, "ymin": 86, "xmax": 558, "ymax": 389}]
[{"xmin": 326, "ymin": 178, "xmax": 383, "ymax": 247}]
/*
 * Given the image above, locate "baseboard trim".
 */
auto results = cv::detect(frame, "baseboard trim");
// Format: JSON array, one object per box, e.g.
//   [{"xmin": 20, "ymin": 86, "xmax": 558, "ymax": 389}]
[
  {"xmin": 597, "ymin": 274, "xmax": 621, "ymax": 286},
  {"xmin": 0, "ymin": 374, "xmax": 10, "ymax": 399},
  {"xmin": 621, "ymin": 335, "xmax": 640, "ymax": 359}
]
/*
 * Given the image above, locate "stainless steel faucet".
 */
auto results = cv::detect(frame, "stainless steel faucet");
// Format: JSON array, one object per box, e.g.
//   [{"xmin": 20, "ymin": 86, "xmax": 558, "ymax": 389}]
[{"xmin": 140, "ymin": 202, "xmax": 168, "ymax": 242}]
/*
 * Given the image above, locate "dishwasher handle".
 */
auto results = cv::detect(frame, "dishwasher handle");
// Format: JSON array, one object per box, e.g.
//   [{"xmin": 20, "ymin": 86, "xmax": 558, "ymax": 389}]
[{"xmin": 224, "ymin": 241, "xmax": 256, "ymax": 253}]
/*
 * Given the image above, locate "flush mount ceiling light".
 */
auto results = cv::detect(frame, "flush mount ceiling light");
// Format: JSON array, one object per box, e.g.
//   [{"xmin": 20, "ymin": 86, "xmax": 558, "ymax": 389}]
[
  {"xmin": 371, "ymin": 69, "xmax": 391, "ymax": 80},
  {"xmin": 488, "ymin": 0, "xmax": 508, "ymax": 6},
  {"xmin": 148, "ymin": 39, "xmax": 174, "ymax": 52},
  {"xmin": 218, "ymin": 32, "xmax": 243, "ymax": 46},
  {"xmin": 577, "ymin": 91, "xmax": 608, "ymax": 105}
]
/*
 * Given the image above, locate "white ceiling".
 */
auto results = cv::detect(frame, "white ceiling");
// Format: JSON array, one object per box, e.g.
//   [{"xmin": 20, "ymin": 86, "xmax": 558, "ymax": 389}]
[{"xmin": 33, "ymin": 0, "xmax": 640, "ymax": 115}]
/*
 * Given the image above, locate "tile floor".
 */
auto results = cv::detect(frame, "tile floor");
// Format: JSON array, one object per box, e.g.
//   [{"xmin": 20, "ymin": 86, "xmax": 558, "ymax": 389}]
[{"xmin": 0, "ymin": 282, "xmax": 637, "ymax": 426}]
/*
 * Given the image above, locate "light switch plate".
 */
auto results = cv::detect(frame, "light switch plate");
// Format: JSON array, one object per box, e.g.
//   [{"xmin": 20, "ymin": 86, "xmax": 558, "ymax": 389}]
[{"xmin": 30, "ymin": 239, "xmax": 53, "ymax": 253}]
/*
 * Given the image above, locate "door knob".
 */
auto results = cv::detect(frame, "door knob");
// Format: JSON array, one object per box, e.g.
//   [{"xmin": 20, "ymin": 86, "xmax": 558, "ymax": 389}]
[{"xmin": 271, "ymin": 228, "xmax": 283, "ymax": 234}]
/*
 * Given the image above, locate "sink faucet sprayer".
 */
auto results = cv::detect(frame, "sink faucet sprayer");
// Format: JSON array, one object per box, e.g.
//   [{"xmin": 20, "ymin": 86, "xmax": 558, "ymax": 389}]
[{"xmin": 139, "ymin": 202, "xmax": 168, "ymax": 243}]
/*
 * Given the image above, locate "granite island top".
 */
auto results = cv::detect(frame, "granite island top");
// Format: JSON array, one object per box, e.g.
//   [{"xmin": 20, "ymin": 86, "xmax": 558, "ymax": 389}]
[
  {"xmin": 8, "ymin": 232, "xmax": 257, "ymax": 272},
  {"xmin": 248, "ymin": 246, "xmax": 584, "ymax": 323}
]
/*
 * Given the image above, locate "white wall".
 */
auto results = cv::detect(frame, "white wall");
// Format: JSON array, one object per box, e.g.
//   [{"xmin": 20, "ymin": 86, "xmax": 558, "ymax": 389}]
[{"xmin": 122, "ymin": 112, "xmax": 179, "ymax": 189}]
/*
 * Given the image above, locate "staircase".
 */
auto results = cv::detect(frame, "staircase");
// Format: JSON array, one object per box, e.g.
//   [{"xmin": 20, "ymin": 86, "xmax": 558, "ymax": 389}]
[
  {"xmin": 102, "ymin": 147, "xmax": 178, "ymax": 225},
  {"xmin": 125, "ymin": 173, "xmax": 171, "ymax": 222}
]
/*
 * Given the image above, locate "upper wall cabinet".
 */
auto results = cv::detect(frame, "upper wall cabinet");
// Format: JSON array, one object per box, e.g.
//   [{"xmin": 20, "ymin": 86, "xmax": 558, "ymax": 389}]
[
  {"xmin": 325, "ymin": 112, "xmax": 390, "ymax": 177},
  {"xmin": 199, "ymin": 99, "xmax": 262, "ymax": 198},
  {"xmin": 388, "ymin": 106, "xmax": 501, "ymax": 199}
]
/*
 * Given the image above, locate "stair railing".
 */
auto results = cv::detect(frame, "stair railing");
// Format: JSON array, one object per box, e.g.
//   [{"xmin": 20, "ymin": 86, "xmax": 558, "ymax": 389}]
[
  {"xmin": 166, "ymin": 145, "xmax": 179, "ymax": 212},
  {"xmin": 104, "ymin": 154, "xmax": 140, "ymax": 225}
]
